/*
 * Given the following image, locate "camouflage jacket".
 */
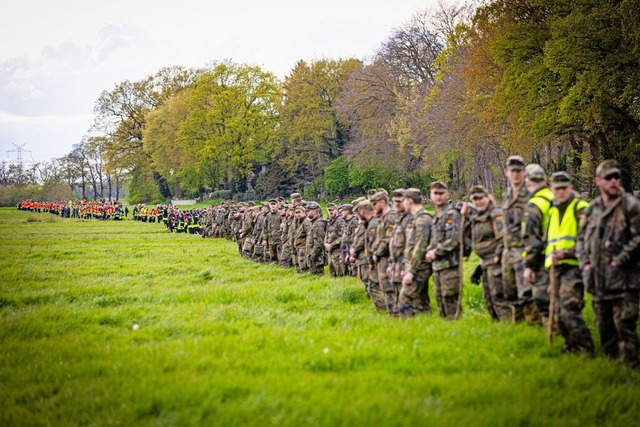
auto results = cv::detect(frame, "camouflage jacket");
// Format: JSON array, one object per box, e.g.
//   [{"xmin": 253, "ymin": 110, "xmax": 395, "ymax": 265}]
[
  {"xmin": 307, "ymin": 216, "xmax": 327, "ymax": 263},
  {"xmin": 353, "ymin": 219, "xmax": 368, "ymax": 266},
  {"xmin": 404, "ymin": 208, "xmax": 433, "ymax": 275},
  {"xmin": 294, "ymin": 217, "xmax": 310, "ymax": 249},
  {"xmin": 502, "ymin": 184, "xmax": 529, "ymax": 249},
  {"xmin": 253, "ymin": 212, "xmax": 267, "ymax": 242},
  {"xmin": 577, "ymin": 192, "xmax": 640, "ymax": 296},
  {"xmin": 239, "ymin": 211, "xmax": 254, "ymax": 239},
  {"xmin": 266, "ymin": 211, "xmax": 282, "ymax": 244},
  {"xmin": 390, "ymin": 212, "xmax": 412, "ymax": 265},
  {"xmin": 372, "ymin": 210, "xmax": 396, "ymax": 259},
  {"xmin": 365, "ymin": 216, "xmax": 380, "ymax": 264},
  {"xmin": 325, "ymin": 216, "xmax": 346, "ymax": 254},
  {"xmin": 428, "ymin": 205, "xmax": 462, "ymax": 271},
  {"xmin": 342, "ymin": 215, "xmax": 358, "ymax": 252},
  {"xmin": 469, "ymin": 204, "xmax": 503, "ymax": 266}
]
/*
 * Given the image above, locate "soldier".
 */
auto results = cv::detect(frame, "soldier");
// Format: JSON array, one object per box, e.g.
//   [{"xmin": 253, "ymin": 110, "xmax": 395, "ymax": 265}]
[
  {"xmin": 578, "ymin": 160, "xmax": 640, "ymax": 368},
  {"xmin": 279, "ymin": 204, "xmax": 295, "ymax": 268},
  {"xmin": 240, "ymin": 206, "xmax": 257, "ymax": 259},
  {"xmin": 370, "ymin": 190, "xmax": 398, "ymax": 315},
  {"xmin": 350, "ymin": 197, "xmax": 369, "ymax": 286},
  {"xmin": 306, "ymin": 202, "xmax": 327, "ymax": 275},
  {"xmin": 545, "ymin": 171, "xmax": 595, "ymax": 355},
  {"xmin": 252, "ymin": 203, "xmax": 269, "ymax": 262},
  {"xmin": 501, "ymin": 155, "xmax": 530, "ymax": 322},
  {"xmin": 266, "ymin": 200, "xmax": 282, "ymax": 262},
  {"xmin": 388, "ymin": 189, "xmax": 411, "ymax": 312},
  {"xmin": 398, "ymin": 188, "xmax": 433, "ymax": 317},
  {"xmin": 462, "ymin": 185, "xmax": 510, "ymax": 320},
  {"xmin": 522, "ymin": 164, "xmax": 553, "ymax": 326},
  {"xmin": 358, "ymin": 199, "xmax": 386, "ymax": 311},
  {"xmin": 324, "ymin": 203, "xmax": 346, "ymax": 277},
  {"xmin": 341, "ymin": 204, "xmax": 358, "ymax": 277},
  {"xmin": 293, "ymin": 205, "xmax": 310, "ymax": 273},
  {"xmin": 426, "ymin": 181, "xmax": 464, "ymax": 319}
]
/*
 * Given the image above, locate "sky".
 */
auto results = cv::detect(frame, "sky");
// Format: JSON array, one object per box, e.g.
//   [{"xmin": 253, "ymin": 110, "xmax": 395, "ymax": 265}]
[{"xmin": 0, "ymin": 0, "xmax": 437, "ymax": 164}]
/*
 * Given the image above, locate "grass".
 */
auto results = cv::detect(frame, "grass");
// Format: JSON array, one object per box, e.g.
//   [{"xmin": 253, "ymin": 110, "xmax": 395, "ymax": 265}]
[{"xmin": 1, "ymin": 207, "xmax": 639, "ymax": 426}]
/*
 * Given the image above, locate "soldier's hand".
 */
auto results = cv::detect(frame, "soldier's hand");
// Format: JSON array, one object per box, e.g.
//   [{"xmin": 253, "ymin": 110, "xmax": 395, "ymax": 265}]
[
  {"xmin": 324, "ymin": 243, "xmax": 331, "ymax": 251},
  {"xmin": 551, "ymin": 250, "xmax": 565, "ymax": 265},
  {"xmin": 523, "ymin": 267, "xmax": 535, "ymax": 284},
  {"xmin": 460, "ymin": 202, "xmax": 471, "ymax": 217},
  {"xmin": 402, "ymin": 272, "xmax": 414, "ymax": 286},
  {"xmin": 425, "ymin": 250, "xmax": 436, "ymax": 262}
]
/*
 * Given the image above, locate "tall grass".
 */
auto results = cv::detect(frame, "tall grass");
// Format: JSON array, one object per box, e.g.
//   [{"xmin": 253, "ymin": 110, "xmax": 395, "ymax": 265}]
[{"xmin": 0, "ymin": 208, "xmax": 638, "ymax": 426}]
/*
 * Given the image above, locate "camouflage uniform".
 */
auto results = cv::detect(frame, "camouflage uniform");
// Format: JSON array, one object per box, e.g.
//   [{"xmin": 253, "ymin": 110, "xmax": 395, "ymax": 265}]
[
  {"xmin": 240, "ymin": 208, "xmax": 255, "ymax": 259},
  {"xmin": 325, "ymin": 209, "xmax": 346, "ymax": 277},
  {"xmin": 398, "ymin": 204, "xmax": 432, "ymax": 317},
  {"xmin": 371, "ymin": 203, "xmax": 397, "ymax": 314},
  {"xmin": 252, "ymin": 209, "xmax": 268, "ymax": 262},
  {"xmin": 293, "ymin": 210, "xmax": 310, "ymax": 273},
  {"xmin": 266, "ymin": 208, "xmax": 282, "ymax": 262},
  {"xmin": 467, "ymin": 192, "xmax": 510, "ymax": 321},
  {"xmin": 279, "ymin": 209, "xmax": 294, "ymax": 268},
  {"xmin": 429, "ymin": 201, "xmax": 463, "ymax": 319},
  {"xmin": 522, "ymin": 182, "xmax": 554, "ymax": 324},
  {"xmin": 578, "ymin": 174, "xmax": 640, "ymax": 367},
  {"xmin": 342, "ymin": 213, "xmax": 359, "ymax": 277},
  {"xmin": 390, "ymin": 210, "xmax": 412, "ymax": 297},
  {"xmin": 502, "ymin": 183, "xmax": 529, "ymax": 322},
  {"xmin": 306, "ymin": 207, "xmax": 327, "ymax": 275},
  {"xmin": 365, "ymin": 213, "xmax": 386, "ymax": 311}
]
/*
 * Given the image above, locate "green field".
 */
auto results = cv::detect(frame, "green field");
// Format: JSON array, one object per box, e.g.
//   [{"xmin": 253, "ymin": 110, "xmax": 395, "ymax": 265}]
[{"xmin": 1, "ymin": 207, "xmax": 639, "ymax": 426}]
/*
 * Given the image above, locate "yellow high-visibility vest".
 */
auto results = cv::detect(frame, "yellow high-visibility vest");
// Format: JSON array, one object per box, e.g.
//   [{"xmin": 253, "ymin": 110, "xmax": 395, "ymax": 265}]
[{"xmin": 544, "ymin": 197, "xmax": 588, "ymax": 268}]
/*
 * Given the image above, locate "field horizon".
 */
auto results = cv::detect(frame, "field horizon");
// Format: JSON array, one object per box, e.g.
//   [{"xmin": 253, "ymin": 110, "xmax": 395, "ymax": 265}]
[{"xmin": 1, "ymin": 208, "xmax": 639, "ymax": 426}]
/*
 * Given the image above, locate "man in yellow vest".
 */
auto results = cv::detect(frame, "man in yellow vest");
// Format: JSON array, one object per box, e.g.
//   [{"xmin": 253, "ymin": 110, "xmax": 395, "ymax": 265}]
[
  {"xmin": 546, "ymin": 171, "xmax": 595, "ymax": 355},
  {"xmin": 522, "ymin": 164, "xmax": 554, "ymax": 326}
]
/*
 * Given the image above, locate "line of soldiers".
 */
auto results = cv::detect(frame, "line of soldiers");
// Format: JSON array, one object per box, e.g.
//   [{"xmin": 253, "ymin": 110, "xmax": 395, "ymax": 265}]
[{"xmin": 18, "ymin": 199, "xmax": 127, "ymax": 220}]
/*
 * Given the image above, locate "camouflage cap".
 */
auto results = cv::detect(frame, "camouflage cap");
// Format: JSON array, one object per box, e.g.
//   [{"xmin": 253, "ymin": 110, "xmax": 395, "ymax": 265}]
[
  {"xmin": 550, "ymin": 171, "xmax": 572, "ymax": 188},
  {"xmin": 290, "ymin": 192, "xmax": 302, "ymax": 200},
  {"xmin": 327, "ymin": 202, "xmax": 337, "ymax": 209},
  {"xmin": 429, "ymin": 181, "xmax": 449, "ymax": 192},
  {"xmin": 237, "ymin": 202, "xmax": 247, "ymax": 207},
  {"xmin": 369, "ymin": 190, "xmax": 389, "ymax": 203},
  {"xmin": 402, "ymin": 188, "xmax": 423, "ymax": 202},
  {"xmin": 269, "ymin": 199, "xmax": 278, "ymax": 204},
  {"xmin": 306, "ymin": 201, "xmax": 321, "ymax": 211},
  {"xmin": 391, "ymin": 189, "xmax": 405, "ymax": 202},
  {"xmin": 247, "ymin": 201, "xmax": 256, "ymax": 207},
  {"xmin": 357, "ymin": 200, "xmax": 374, "ymax": 211},
  {"xmin": 294, "ymin": 205, "xmax": 306, "ymax": 213},
  {"xmin": 276, "ymin": 197, "xmax": 285, "ymax": 202},
  {"xmin": 595, "ymin": 159, "xmax": 621, "ymax": 177},
  {"xmin": 367, "ymin": 188, "xmax": 378, "ymax": 199},
  {"xmin": 505, "ymin": 155, "xmax": 525, "ymax": 170},
  {"xmin": 525, "ymin": 164, "xmax": 546, "ymax": 182},
  {"xmin": 340, "ymin": 203, "xmax": 353, "ymax": 212},
  {"xmin": 352, "ymin": 196, "xmax": 367, "ymax": 208},
  {"xmin": 468, "ymin": 185, "xmax": 488, "ymax": 200},
  {"xmin": 284, "ymin": 203, "xmax": 294, "ymax": 210}
]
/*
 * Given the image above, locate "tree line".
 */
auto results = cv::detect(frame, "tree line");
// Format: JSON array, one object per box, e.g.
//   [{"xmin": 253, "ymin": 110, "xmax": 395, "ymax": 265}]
[{"xmin": 3, "ymin": 0, "xmax": 638, "ymax": 206}]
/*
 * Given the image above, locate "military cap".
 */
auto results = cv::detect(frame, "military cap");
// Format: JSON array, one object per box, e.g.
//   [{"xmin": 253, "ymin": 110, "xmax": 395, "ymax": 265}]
[
  {"xmin": 595, "ymin": 159, "xmax": 621, "ymax": 177},
  {"xmin": 305, "ymin": 201, "xmax": 321, "ymax": 211},
  {"xmin": 294, "ymin": 205, "xmax": 306, "ymax": 213},
  {"xmin": 391, "ymin": 189, "xmax": 405, "ymax": 202},
  {"xmin": 327, "ymin": 202, "xmax": 337, "ymax": 209},
  {"xmin": 290, "ymin": 192, "xmax": 302, "ymax": 200},
  {"xmin": 276, "ymin": 197, "xmax": 285, "ymax": 202},
  {"xmin": 340, "ymin": 203, "xmax": 353, "ymax": 212},
  {"xmin": 367, "ymin": 189, "xmax": 378, "ymax": 198},
  {"xmin": 429, "ymin": 181, "xmax": 449, "ymax": 192},
  {"xmin": 237, "ymin": 202, "xmax": 247, "ymax": 207},
  {"xmin": 269, "ymin": 199, "xmax": 277, "ymax": 204},
  {"xmin": 468, "ymin": 185, "xmax": 488, "ymax": 200},
  {"xmin": 352, "ymin": 196, "xmax": 367, "ymax": 208},
  {"xmin": 247, "ymin": 201, "xmax": 255, "ymax": 207},
  {"xmin": 357, "ymin": 200, "xmax": 374, "ymax": 211},
  {"xmin": 525, "ymin": 164, "xmax": 546, "ymax": 182},
  {"xmin": 402, "ymin": 188, "xmax": 423, "ymax": 201},
  {"xmin": 505, "ymin": 155, "xmax": 525, "ymax": 170},
  {"xmin": 550, "ymin": 171, "xmax": 572, "ymax": 189},
  {"xmin": 369, "ymin": 190, "xmax": 389, "ymax": 203}
]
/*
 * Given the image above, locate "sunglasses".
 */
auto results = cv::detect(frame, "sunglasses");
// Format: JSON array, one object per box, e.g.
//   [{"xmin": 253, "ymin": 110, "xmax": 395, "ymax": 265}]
[{"xmin": 603, "ymin": 173, "xmax": 621, "ymax": 181}]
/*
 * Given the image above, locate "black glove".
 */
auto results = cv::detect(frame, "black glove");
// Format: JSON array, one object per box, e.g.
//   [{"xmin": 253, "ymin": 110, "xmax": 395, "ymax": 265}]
[{"xmin": 471, "ymin": 265, "xmax": 483, "ymax": 285}]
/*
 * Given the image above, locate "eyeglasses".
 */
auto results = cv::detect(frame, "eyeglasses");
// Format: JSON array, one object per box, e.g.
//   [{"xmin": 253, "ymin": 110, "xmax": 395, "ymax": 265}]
[{"xmin": 603, "ymin": 173, "xmax": 621, "ymax": 181}]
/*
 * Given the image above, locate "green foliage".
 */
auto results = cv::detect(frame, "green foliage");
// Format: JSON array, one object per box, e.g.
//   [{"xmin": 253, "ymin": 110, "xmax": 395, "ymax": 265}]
[
  {"xmin": 324, "ymin": 156, "xmax": 349, "ymax": 197},
  {"xmin": 1, "ymin": 208, "xmax": 640, "ymax": 426},
  {"xmin": 127, "ymin": 168, "xmax": 165, "ymax": 204}
]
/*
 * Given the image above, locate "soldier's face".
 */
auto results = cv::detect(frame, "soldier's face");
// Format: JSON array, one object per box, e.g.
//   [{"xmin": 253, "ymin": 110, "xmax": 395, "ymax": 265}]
[
  {"xmin": 328, "ymin": 209, "xmax": 336, "ymax": 219},
  {"xmin": 393, "ymin": 199, "xmax": 405, "ymax": 213},
  {"xmin": 296, "ymin": 211, "xmax": 306, "ymax": 219},
  {"xmin": 595, "ymin": 172, "xmax": 621, "ymax": 197},
  {"xmin": 472, "ymin": 195, "xmax": 489, "ymax": 211},
  {"xmin": 505, "ymin": 167, "xmax": 524, "ymax": 185},
  {"xmin": 430, "ymin": 190, "xmax": 449, "ymax": 207},
  {"xmin": 402, "ymin": 198, "xmax": 412, "ymax": 212},
  {"xmin": 551, "ymin": 185, "xmax": 572, "ymax": 203}
]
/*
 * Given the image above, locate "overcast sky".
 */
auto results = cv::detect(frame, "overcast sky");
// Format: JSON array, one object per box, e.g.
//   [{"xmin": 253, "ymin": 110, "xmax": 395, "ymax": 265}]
[{"xmin": 1, "ymin": 0, "xmax": 436, "ymax": 163}]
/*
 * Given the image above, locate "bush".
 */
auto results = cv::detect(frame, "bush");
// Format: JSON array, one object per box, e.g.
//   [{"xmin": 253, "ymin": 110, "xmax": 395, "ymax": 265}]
[{"xmin": 324, "ymin": 156, "xmax": 349, "ymax": 197}]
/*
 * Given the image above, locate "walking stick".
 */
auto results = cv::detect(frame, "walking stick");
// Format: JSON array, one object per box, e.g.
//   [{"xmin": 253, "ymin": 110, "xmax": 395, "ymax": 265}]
[
  {"xmin": 455, "ymin": 214, "xmax": 466, "ymax": 320},
  {"xmin": 547, "ymin": 246, "xmax": 557, "ymax": 345}
]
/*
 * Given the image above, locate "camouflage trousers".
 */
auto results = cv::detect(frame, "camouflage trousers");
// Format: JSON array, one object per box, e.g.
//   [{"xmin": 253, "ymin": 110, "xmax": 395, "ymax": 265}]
[
  {"xmin": 241, "ymin": 239, "xmax": 254, "ymax": 259},
  {"xmin": 592, "ymin": 291, "xmax": 639, "ymax": 369},
  {"xmin": 532, "ymin": 268, "xmax": 550, "ymax": 317},
  {"xmin": 252, "ymin": 242, "xmax": 266, "ymax": 262},
  {"xmin": 307, "ymin": 253, "xmax": 325, "ymax": 275},
  {"xmin": 481, "ymin": 263, "xmax": 511, "ymax": 321},
  {"xmin": 397, "ymin": 268, "xmax": 432, "ymax": 318},
  {"xmin": 267, "ymin": 243, "xmax": 279, "ymax": 263},
  {"xmin": 328, "ymin": 251, "xmax": 344, "ymax": 277},
  {"xmin": 433, "ymin": 266, "xmax": 460, "ymax": 319},
  {"xmin": 295, "ymin": 247, "xmax": 308, "ymax": 273},
  {"xmin": 551, "ymin": 266, "xmax": 594, "ymax": 354},
  {"xmin": 278, "ymin": 244, "xmax": 294, "ymax": 268},
  {"xmin": 359, "ymin": 264, "xmax": 385, "ymax": 312},
  {"xmin": 377, "ymin": 257, "xmax": 397, "ymax": 315},
  {"xmin": 503, "ymin": 247, "xmax": 539, "ymax": 324}
]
